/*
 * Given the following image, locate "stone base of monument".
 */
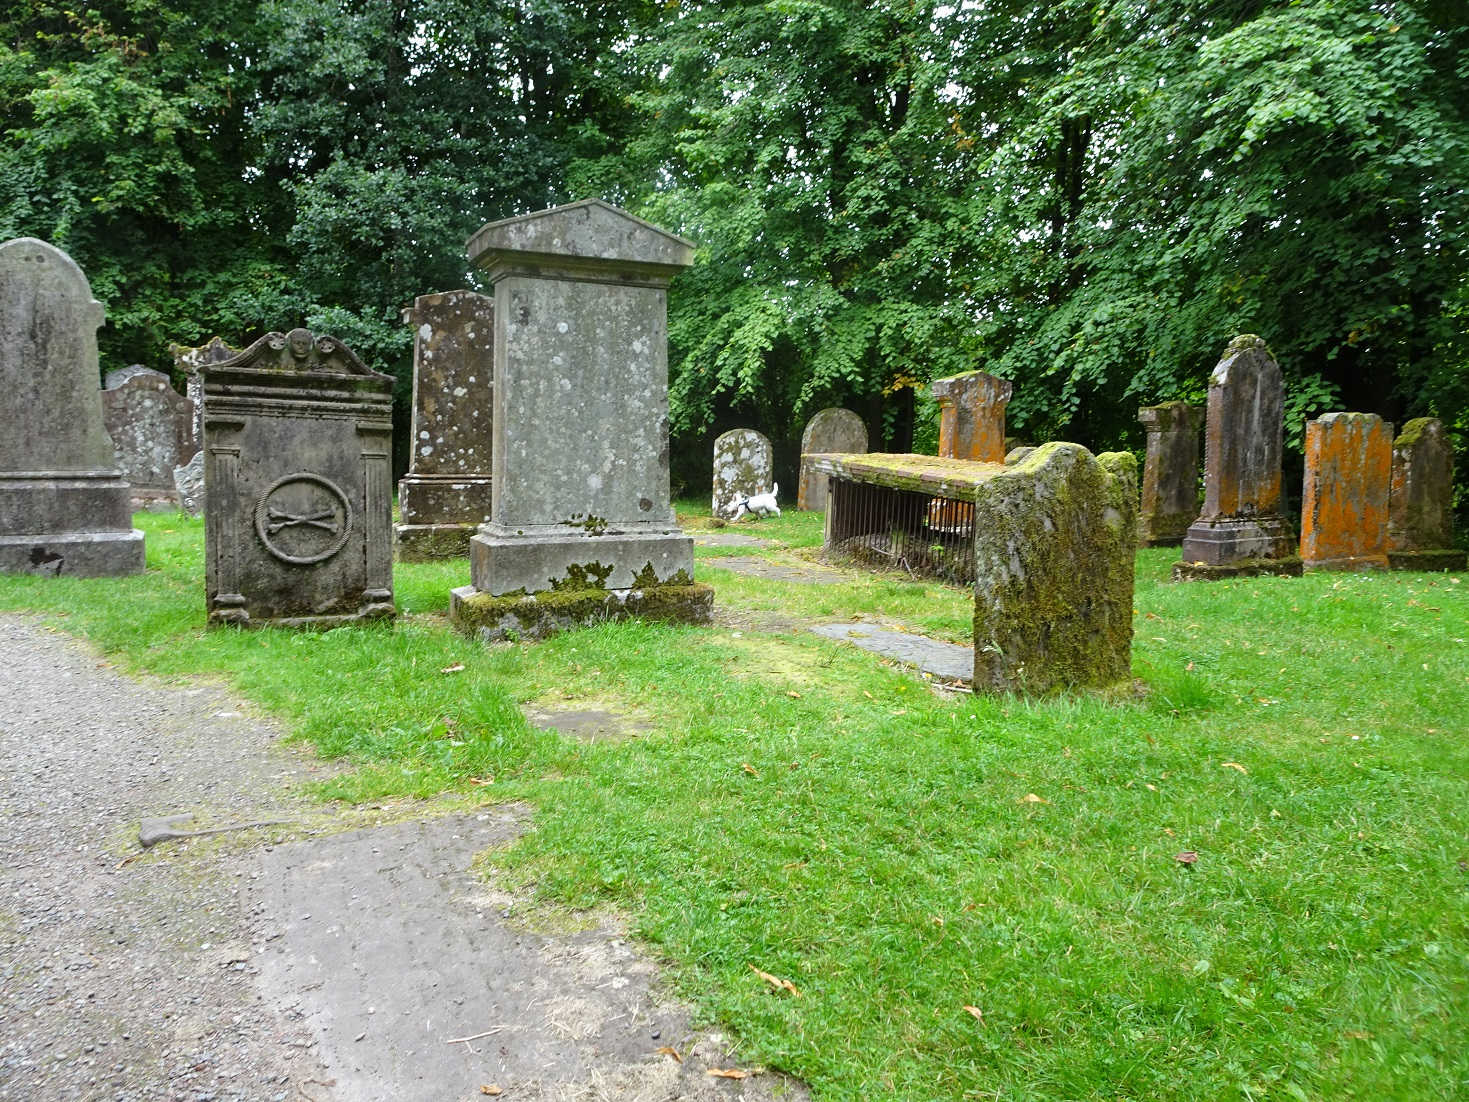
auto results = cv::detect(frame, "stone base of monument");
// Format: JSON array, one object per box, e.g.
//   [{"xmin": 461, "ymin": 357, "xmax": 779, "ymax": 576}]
[
  {"xmin": 129, "ymin": 486, "xmax": 182, "ymax": 512},
  {"xmin": 208, "ymin": 589, "xmax": 395, "ymax": 630},
  {"xmin": 0, "ymin": 528, "xmax": 145, "ymax": 577},
  {"xmin": 449, "ymin": 581, "xmax": 713, "ymax": 642},
  {"xmin": 1303, "ymin": 553, "xmax": 1388, "ymax": 573},
  {"xmin": 1172, "ymin": 556, "xmax": 1303, "ymax": 581},
  {"xmin": 1136, "ymin": 510, "xmax": 1194, "ymax": 548},
  {"xmin": 466, "ymin": 528, "xmax": 698, "ymax": 597},
  {"xmin": 394, "ymin": 523, "xmax": 476, "ymax": 561},
  {"xmin": 1387, "ymin": 548, "xmax": 1468, "ymax": 573},
  {"xmin": 1176, "ymin": 515, "xmax": 1296, "ymax": 580}
]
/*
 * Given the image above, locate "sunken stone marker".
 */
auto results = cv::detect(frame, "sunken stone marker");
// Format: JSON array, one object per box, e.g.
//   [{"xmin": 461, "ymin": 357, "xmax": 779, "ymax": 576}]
[
  {"xmin": 200, "ymin": 328, "xmax": 395, "ymax": 627},
  {"xmin": 101, "ymin": 366, "xmax": 195, "ymax": 510},
  {"xmin": 1174, "ymin": 336, "xmax": 1299, "ymax": 580},
  {"xmin": 1300, "ymin": 412, "xmax": 1391, "ymax": 572},
  {"xmin": 169, "ymin": 337, "xmax": 237, "ymax": 518},
  {"xmin": 1387, "ymin": 417, "xmax": 1466, "ymax": 572},
  {"xmin": 798, "ymin": 408, "xmax": 867, "ymax": 511},
  {"xmin": 449, "ymin": 199, "xmax": 711, "ymax": 641},
  {"xmin": 932, "ymin": 370, "xmax": 1012, "ymax": 463},
  {"xmin": 0, "ymin": 238, "xmax": 144, "ymax": 576},
  {"xmin": 1136, "ymin": 401, "xmax": 1201, "ymax": 546},
  {"xmin": 712, "ymin": 429, "xmax": 774, "ymax": 519},
  {"xmin": 396, "ymin": 290, "xmax": 495, "ymax": 560},
  {"xmin": 972, "ymin": 443, "xmax": 1137, "ymax": 694}
]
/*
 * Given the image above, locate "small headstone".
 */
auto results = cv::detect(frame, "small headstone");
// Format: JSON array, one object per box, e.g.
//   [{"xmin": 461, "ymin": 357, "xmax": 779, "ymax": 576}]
[
  {"xmin": 1387, "ymin": 417, "xmax": 1467, "ymax": 572},
  {"xmin": 1136, "ymin": 401, "xmax": 1202, "ymax": 546},
  {"xmin": 449, "ymin": 199, "xmax": 712, "ymax": 640},
  {"xmin": 711, "ymin": 429, "xmax": 774, "ymax": 518},
  {"xmin": 931, "ymin": 370, "xmax": 1012, "ymax": 463},
  {"xmin": 973, "ymin": 444, "xmax": 1136, "ymax": 693},
  {"xmin": 0, "ymin": 238, "xmax": 144, "ymax": 576},
  {"xmin": 101, "ymin": 366, "xmax": 195, "ymax": 510},
  {"xmin": 395, "ymin": 290, "xmax": 495, "ymax": 560},
  {"xmin": 200, "ymin": 328, "xmax": 395, "ymax": 627},
  {"xmin": 1299, "ymin": 413, "xmax": 1391, "ymax": 571},
  {"xmin": 798, "ymin": 408, "xmax": 867, "ymax": 511},
  {"xmin": 1175, "ymin": 336, "xmax": 1299, "ymax": 580},
  {"xmin": 171, "ymin": 336, "xmax": 238, "ymax": 445}
]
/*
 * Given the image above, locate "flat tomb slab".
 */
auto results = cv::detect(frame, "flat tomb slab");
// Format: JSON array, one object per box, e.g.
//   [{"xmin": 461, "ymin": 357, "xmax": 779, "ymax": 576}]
[
  {"xmin": 809, "ymin": 622, "xmax": 973, "ymax": 685},
  {"xmin": 805, "ymin": 452, "xmax": 1006, "ymax": 501},
  {"xmin": 450, "ymin": 582, "xmax": 713, "ymax": 642}
]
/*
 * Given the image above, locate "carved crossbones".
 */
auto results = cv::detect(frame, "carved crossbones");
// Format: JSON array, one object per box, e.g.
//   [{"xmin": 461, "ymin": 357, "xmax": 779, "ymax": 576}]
[{"xmin": 266, "ymin": 507, "xmax": 339, "ymax": 535}]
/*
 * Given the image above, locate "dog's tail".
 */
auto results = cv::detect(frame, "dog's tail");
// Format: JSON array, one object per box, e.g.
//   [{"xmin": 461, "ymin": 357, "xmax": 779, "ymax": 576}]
[{"xmin": 771, "ymin": 482, "xmax": 779, "ymax": 497}]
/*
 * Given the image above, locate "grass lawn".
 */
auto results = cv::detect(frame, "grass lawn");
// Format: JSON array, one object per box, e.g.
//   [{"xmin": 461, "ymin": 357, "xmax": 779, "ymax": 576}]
[{"xmin": 2, "ymin": 505, "xmax": 1465, "ymax": 1100}]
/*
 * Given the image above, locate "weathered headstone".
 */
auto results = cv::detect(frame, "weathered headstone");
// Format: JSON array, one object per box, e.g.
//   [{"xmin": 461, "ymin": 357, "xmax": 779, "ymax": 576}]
[
  {"xmin": 1299, "ymin": 413, "xmax": 1391, "ymax": 571},
  {"xmin": 200, "ymin": 328, "xmax": 395, "ymax": 627},
  {"xmin": 395, "ymin": 290, "xmax": 495, "ymax": 559},
  {"xmin": 798, "ymin": 408, "xmax": 867, "ymax": 511},
  {"xmin": 1175, "ymin": 336, "xmax": 1299, "ymax": 579},
  {"xmin": 101, "ymin": 366, "xmax": 195, "ymax": 509},
  {"xmin": 1136, "ymin": 401, "xmax": 1201, "ymax": 546},
  {"xmin": 972, "ymin": 444, "xmax": 1137, "ymax": 693},
  {"xmin": 448, "ymin": 199, "xmax": 712, "ymax": 640},
  {"xmin": 1387, "ymin": 417, "xmax": 1467, "ymax": 572},
  {"xmin": 169, "ymin": 337, "xmax": 238, "ymax": 518},
  {"xmin": 0, "ymin": 238, "xmax": 145, "ymax": 576},
  {"xmin": 932, "ymin": 370, "xmax": 1012, "ymax": 463},
  {"xmin": 711, "ymin": 429, "xmax": 774, "ymax": 518}
]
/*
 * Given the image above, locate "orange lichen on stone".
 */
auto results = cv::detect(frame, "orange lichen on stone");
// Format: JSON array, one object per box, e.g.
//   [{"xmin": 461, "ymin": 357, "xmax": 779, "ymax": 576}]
[
  {"xmin": 932, "ymin": 370, "xmax": 1012, "ymax": 463},
  {"xmin": 1300, "ymin": 412, "xmax": 1391, "ymax": 571}
]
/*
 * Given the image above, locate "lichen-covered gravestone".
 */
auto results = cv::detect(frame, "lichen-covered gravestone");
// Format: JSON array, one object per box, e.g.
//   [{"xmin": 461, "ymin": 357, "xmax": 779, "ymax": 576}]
[
  {"xmin": 200, "ymin": 328, "xmax": 395, "ymax": 627},
  {"xmin": 1387, "ymin": 417, "xmax": 1467, "ymax": 572},
  {"xmin": 1136, "ymin": 401, "xmax": 1201, "ymax": 546},
  {"xmin": 973, "ymin": 443, "xmax": 1137, "ymax": 693},
  {"xmin": 932, "ymin": 370, "xmax": 1012, "ymax": 463},
  {"xmin": 711, "ymin": 429, "xmax": 774, "ymax": 518},
  {"xmin": 395, "ymin": 290, "xmax": 495, "ymax": 559},
  {"xmin": 1175, "ymin": 336, "xmax": 1299, "ymax": 580},
  {"xmin": 0, "ymin": 238, "xmax": 144, "ymax": 576},
  {"xmin": 169, "ymin": 337, "xmax": 238, "ymax": 517},
  {"xmin": 448, "ymin": 199, "xmax": 712, "ymax": 640},
  {"xmin": 101, "ymin": 366, "xmax": 195, "ymax": 510},
  {"xmin": 798, "ymin": 408, "xmax": 867, "ymax": 511},
  {"xmin": 1299, "ymin": 412, "xmax": 1391, "ymax": 571}
]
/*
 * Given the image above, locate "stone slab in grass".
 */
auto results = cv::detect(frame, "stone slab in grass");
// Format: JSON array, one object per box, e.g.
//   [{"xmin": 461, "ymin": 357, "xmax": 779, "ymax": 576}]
[
  {"xmin": 701, "ymin": 555, "xmax": 848, "ymax": 584},
  {"xmin": 692, "ymin": 531, "xmax": 777, "ymax": 548},
  {"xmin": 809, "ymin": 622, "xmax": 973, "ymax": 685}
]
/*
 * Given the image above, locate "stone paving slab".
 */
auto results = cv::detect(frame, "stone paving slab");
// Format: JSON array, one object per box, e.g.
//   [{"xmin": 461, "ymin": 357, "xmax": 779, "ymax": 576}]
[
  {"xmin": 691, "ymin": 531, "xmax": 777, "ymax": 548},
  {"xmin": 701, "ymin": 555, "xmax": 847, "ymax": 584},
  {"xmin": 808, "ymin": 622, "xmax": 974, "ymax": 685}
]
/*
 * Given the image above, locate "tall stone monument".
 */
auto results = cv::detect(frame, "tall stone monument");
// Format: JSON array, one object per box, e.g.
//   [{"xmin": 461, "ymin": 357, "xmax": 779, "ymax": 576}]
[
  {"xmin": 449, "ymin": 199, "xmax": 712, "ymax": 641},
  {"xmin": 200, "ymin": 328, "xmax": 395, "ymax": 627},
  {"xmin": 1136, "ymin": 401, "xmax": 1201, "ymax": 546},
  {"xmin": 932, "ymin": 370, "xmax": 1012, "ymax": 463},
  {"xmin": 101, "ymin": 366, "xmax": 195, "ymax": 509},
  {"xmin": 797, "ymin": 408, "xmax": 867, "ymax": 511},
  {"xmin": 711, "ymin": 429, "xmax": 774, "ymax": 518},
  {"xmin": 395, "ymin": 290, "xmax": 495, "ymax": 560},
  {"xmin": 1299, "ymin": 412, "xmax": 1391, "ymax": 571},
  {"xmin": 1174, "ymin": 335, "xmax": 1299, "ymax": 580},
  {"xmin": 169, "ymin": 337, "xmax": 238, "ymax": 517},
  {"xmin": 1387, "ymin": 417, "xmax": 1467, "ymax": 572},
  {"xmin": 0, "ymin": 238, "xmax": 145, "ymax": 576}
]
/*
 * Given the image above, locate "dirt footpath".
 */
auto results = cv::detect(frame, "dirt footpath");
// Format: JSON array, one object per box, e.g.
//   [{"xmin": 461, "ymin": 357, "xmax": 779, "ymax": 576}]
[{"xmin": 0, "ymin": 615, "xmax": 805, "ymax": 1102}]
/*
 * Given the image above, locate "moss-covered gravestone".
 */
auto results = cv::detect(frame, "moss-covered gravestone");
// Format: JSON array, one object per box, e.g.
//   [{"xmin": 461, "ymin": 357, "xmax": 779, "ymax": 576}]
[
  {"xmin": 973, "ymin": 443, "xmax": 1137, "ymax": 694},
  {"xmin": 1300, "ymin": 412, "xmax": 1391, "ymax": 572},
  {"xmin": 932, "ymin": 370, "xmax": 1012, "ymax": 463},
  {"xmin": 712, "ymin": 428, "xmax": 774, "ymax": 518},
  {"xmin": 1136, "ymin": 401, "xmax": 1200, "ymax": 546},
  {"xmin": 1387, "ymin": 418, "xmax": 1466, "ymax": 572},
  {"xmin": 798, "ymin": 408, "xmax": 867, "ymax": 511},
  {"xmin": 449, "ymin": 200, "xmax": 711, "ymax": 640},
  {"xmin": 0, "ymin": 238, "xmax": 144, "ymax": 576},
  {"xmin": 101, "ymin": 366, "xmax": 195, "ymax": 510}
]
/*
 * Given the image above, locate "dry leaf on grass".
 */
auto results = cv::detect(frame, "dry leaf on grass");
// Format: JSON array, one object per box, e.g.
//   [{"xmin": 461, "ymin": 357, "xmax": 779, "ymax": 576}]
[
  {"xmin": 468, "ymin": 776, "xmax": 494, "ymax": 787},
  {"xmin": 742, "ymin": 762, "xmax": 760, "ymax": 778},
  {"xmin": 656, "ymin": 1045, "xmax": 682, "ymax": 1063},
  {"xmin": 1174, "ymin": 851, "xmax": 1199, "ymax": 865},
  {"xmin": 479, "ymin": 1086, "xmax": 502, "ymax": 1096},
  {"xmin": 707, "ymin": 1069, "xmax": 750, "ymax": 1080},
  {"xmin": 750, "ymin": 963, "xmax": 801, "ymax": 996},
  {"xmin": 786, "ymin": 690, "xmax": 802, "ymax": 699},
  {"xmin": 1221, "ymin": 762, "xmax": 1248, "ymax": 773},
  {"xmin": 440, "ymin": 663, "xmax": 466, "ymax": 674},
  {"xmin": 1017, "ymin": 793, "xmax": 1049, "ymax": 805},
  {"xmin": 962, "ymin": 1005, "xmax": 984, "ymax": 1024}
]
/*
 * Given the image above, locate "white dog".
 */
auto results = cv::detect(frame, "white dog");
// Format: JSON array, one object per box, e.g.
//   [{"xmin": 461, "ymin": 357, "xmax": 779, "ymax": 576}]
[{"xmin": 726, "ymin": 483, "xmax": 780, "ymax": 521}]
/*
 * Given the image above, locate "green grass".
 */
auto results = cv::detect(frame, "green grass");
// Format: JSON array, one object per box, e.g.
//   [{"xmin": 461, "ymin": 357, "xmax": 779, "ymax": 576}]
[{"xmin": 2, "ymin": 508, "xmax": 1465, "ymax": 1100}]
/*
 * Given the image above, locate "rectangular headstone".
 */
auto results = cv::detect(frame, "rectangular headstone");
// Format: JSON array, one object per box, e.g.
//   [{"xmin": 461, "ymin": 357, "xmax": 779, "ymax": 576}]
[
  {"xmin": 1136, "ymin": 401, "xmax": 1201, "ymax": 546},
  {"xmin": 1387, "ymin": 417, "xmax": 1467, "ymax": 572},
  {"xmin": 931, "ymin": 370, "xmax": 1012, "ymax": 463},
  {"xmin": 1300, "ymin": 412, "xmax": 1391, "ymax": 571}
]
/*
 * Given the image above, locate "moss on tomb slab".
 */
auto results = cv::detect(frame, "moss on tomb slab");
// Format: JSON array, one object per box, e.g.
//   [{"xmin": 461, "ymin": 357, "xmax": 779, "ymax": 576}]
[
  {"xmin": 450, "ymin": 582, "xmax": 713, "ymax": 642},
  {"xmin": 1171, "ymin": 557, "xmax": 1304, "ymax": 581}
]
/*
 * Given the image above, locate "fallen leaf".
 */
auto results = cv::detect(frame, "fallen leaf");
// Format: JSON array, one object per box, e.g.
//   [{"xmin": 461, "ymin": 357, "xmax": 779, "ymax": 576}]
[
  {"xmin": 468, "ymin": 776, "xmax": 495, "ymax": 787},
  {"xmin": 1018, "ymin": 793, "xmax": 1049, "ymax": 805},
  {"xmin": 440, "ymin": 663, "xmax": 466, "ymax": 674},
  {"xmin": 742, "ymin": 762, "xmax": 760, "ymax": 778},
  {"xmin": 1145, "ymin": 783, "xmax": 1158, "ymax": 792},
  {"xmin": 656, "ymin": 1045, "xmax": 682, "ymax": 1063},
  {"xmin": 786, "ymin": 690, "xmax": 801, "ymax": 699},
  {"xmin": 479, "ymin": 1087, "xmax": 502, "ymax": 1096},
  {"xmin": 963, "ymin": 1005, "xmax": 984, "ymax": 1023},
  {"xmin": 1164, "ymin": 827, "xmax": 1175, "ymax": 837},
  {"xmin": 1185, "ymin": 661, "xmax": 1195, "ymax": 671},
  {"xmin": 1174, "ymin": 851, "xmax": 1199, "ymax": 865},
  {"xmin": 707, "ymin": 1068, "xmax": 750, "ymax": 1079},
  {"xmin": 750, "ymin": 963, "xmax": 801, "ymax": 996},
  {"xmin": 862, "ymin": 690, "xmax": 873, "ymax": 699},
  {"xmin": 1221, "ymin": 762, "xmax": 1248, "ymax": 774}
]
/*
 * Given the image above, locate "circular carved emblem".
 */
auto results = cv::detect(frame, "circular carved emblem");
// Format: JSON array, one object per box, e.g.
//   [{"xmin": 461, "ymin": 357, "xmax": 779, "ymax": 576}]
[{"xmin": 253, "ymin": 473, "xmax": 353, "ymax": 564}]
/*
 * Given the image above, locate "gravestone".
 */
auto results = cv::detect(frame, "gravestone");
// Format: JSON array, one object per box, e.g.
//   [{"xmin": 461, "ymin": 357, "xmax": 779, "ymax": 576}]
[
  {"xmin": 101, "ymin": 366, "xmax": 195, "ymax": 509},
  {"xmin": 448, "ymin": 199, "xmax": 711, "ymax": 641},
  {"xmin": 1387, "ymin": 417, "xmax": 1466, "ymax": 572},
  {"xmin": 711, "ymin": 429, "xmax": 774, "ymax": 518},
  {"xmin": 1299, "ymin": 412, "xmax": 1391, "ymax": 571},
  {"xmin": 1136, "ymin": 401, "xmax": 1201, "ymax": 546},
  {"xmin": 396, "ymin": 290, "xmax": 495, "ymax": 560},
  {"xmin": 200, "ymin": 328, "xmax": 395, "ymax": 627},
  {"xmin": 1175, "ymin": 336, "xmax": 1299, "ymax": 579},
  {"xmin": 797, "ymin": 408, "xmax": 867, "ymax": 511},
  {"xmin": 0, "ymin": 238, "xmax": 145, "ymax": 576},
  {"xmin": 169, "ymin": 337, "xmax": 238, "ymax": 517},
  {"xmin": 932, "ymin": 370, "xmax": 1012, "ymax": 463}
]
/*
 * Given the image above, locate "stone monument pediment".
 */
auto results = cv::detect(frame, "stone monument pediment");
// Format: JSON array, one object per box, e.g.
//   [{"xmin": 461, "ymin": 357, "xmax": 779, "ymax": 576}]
[
  {"xmin": 468, "ymin": 199, "xmax": 696, "ymax": 272},
  {"xmin": 207, "ymin": 328, "xmax": 392, "ymax": 380}
]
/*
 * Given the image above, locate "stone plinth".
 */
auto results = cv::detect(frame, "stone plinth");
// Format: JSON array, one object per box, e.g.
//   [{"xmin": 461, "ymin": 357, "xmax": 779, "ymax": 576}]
[
  {"xmin": 102, "ymin": 366, "xmax": 195, "ymax": 509},
  {"xmin": 1388, "ymin": 417, "xmax": 1466, "ymax": 572},
  {"xmin": 798, "ymin": 408, "xmax": 867, "ymax": 511},
  {"xmin": 1300, "ymin": 412, "xmax": 1391, "ymax": 571},
  {"xmin": 1136, "ymin": 401, "xmax": 1201, "ymax": 546},
  {"xmin": 396, "ymin": 290, "xmax": 495, "ymax": 559},
  {"xmin": 712, "ymin": 429, "xmax": 774, "ymax": 518},
  {"xmin": 201, "ymin": 329, "xmax": 394, "ymax": 627},
  {"xmin": 449, "ymin": 199, "xmax": 709, "ymax": 640},
  {"xmin": 0, "ymin": 238, "xmax": 144, "ymax": 576},
  {"xmin": 1176, "ymin": 336, "xmax": 1298, "ymax": 580},
  {"xmin": 932, "ymin": 370, "xmax": 1012, "ymax": 463}
]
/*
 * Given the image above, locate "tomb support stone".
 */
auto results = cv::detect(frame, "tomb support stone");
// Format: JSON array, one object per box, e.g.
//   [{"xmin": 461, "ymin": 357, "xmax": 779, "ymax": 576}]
[
  {"xmin": 1136, "ymin": 401, "xmax": 1201, "ymax": 546},
  {"xmin": 932, "ymin": 370, "xmax": 1012, "ymax": 463}
]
